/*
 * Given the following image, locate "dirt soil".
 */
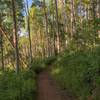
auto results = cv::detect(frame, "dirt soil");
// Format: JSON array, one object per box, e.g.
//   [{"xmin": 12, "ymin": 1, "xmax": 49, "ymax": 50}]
[{"xmin": 37, "ymin": 71, "xmax": 74, "ymax": 100}]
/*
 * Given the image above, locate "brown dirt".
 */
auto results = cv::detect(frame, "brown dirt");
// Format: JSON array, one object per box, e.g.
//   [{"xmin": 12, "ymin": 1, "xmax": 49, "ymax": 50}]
[{"xmin": 37, "ymin": 71, "xmax": 74, "ymax": 100}]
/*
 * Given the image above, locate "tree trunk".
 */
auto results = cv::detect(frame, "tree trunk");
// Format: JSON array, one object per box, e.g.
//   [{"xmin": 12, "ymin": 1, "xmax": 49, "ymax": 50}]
[
  {"xmin": 12, "ymin": 0, "xmax": 19, "ymax": 73},
  {"xmin": 0, "ymin": 33, "xmax": 4, "ymax": 70},
  {"xmin": 54, "ymin": 0, "xmax": 60, "ymax": 54},
  {"xmin": 43, "ymin": 0, "xmax": 51, "ymax": 57},
  {"xmin": 26, "ymin": 0, "xmax": 32, "ymax": 66},
  {"xmin": 0, "ymin": 14, "xmax": 4, "ymax": 71},
  {"xmin": 70, "ymin": 0, "xmax": 75, "ymax": 40}
]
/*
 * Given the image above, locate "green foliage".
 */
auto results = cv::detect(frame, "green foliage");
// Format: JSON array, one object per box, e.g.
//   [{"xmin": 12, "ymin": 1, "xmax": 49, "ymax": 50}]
[
  {"xmin": 44, "ymin": 56, "xmax": 57, "ymax": 66},
  {"xmin": 31, "ymin": 58, "xmax": 46, "ymax": 74},
  {"xmin": 31, "ymin": 56, "xmax": 56, "ymax": 73},
  {"xmin": 0, "ymin": 70, "xmax": 37, "ymax": 100},
  {"xmin": 51, "ymin": 47, "xmax": 100, "ymax": 100}
]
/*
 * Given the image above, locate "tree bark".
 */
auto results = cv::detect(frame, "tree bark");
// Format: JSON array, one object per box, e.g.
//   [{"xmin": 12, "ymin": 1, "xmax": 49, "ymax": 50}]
[
  {"xmin": 0, "ymin": 33, "xmax": 4, "ymax": 70},
  {"xmin": 43, "ymin": 0, "xmax": 51, "ymax": 57},
  {"xmin": 54, "ymin": 0, "xmax": 60, "ymax": 54},
  {"xmin": 0, "ymin": 14, "xmax": 4, "ymax": 71},
  {"xmin": 26, "ymin": 0, "xmax": 32, "ymax": 65},
  {"xmin": 70, "ymin": 0, "xmax": 75, "ymax": 40},
  {"xmin": 12, "ymin": 0, "xmax": 19, "ymax": 73}
]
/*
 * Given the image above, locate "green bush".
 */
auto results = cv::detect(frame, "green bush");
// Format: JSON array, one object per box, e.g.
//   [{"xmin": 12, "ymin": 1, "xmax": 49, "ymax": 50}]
[
  {"xmin": 30, "ymin": 56, "xmax": 56, "ymax": 74},
  {"xmin": 0, "ymin": 70, "xmax": 37, "ymax": 100},
  {"xmin": 51, "ymin": 47, "xmax": 100, "ymax": 100},
  {"xmin": 44, "ymin": 56, "xmax": 57, "ymax": 66},
  {"xmin": 31, "ymin": 58, "xmax": 46, "ymax": 74}
]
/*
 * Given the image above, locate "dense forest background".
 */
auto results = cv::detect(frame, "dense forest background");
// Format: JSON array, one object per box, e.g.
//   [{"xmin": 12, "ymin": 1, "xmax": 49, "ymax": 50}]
[{"xmin": 0, "ymin": 0, "xmax": 100, "ymax": 100}]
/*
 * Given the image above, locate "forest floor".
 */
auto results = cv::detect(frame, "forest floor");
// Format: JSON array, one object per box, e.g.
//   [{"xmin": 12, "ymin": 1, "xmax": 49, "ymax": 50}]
[{"xmin": 37, "ymin": 70, "xmax": 74, "ymax": 100}]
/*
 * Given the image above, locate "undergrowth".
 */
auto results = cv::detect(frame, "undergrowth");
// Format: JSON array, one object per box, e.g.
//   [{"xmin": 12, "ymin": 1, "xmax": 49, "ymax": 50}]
[
  {"xmin": 51, "ymin": 47, "xmax": 100, "ymax": 100},
  {"xmin": 0, "ymin": 69, "xmax": 37, "ymax": 100}
]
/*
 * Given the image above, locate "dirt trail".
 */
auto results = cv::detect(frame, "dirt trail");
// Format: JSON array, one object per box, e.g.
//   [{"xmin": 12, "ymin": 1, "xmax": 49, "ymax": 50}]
[{"xmin": 37, "ymin": 71, "xmax": 74, "ymax": 100}]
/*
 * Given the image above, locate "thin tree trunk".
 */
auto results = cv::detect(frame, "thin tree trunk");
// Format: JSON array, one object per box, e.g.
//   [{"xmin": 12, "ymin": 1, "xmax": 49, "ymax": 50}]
[
  {"xmin": 43, "ymin": 0, "xmax": 50, "ymax": 57},
  {"xmin": 12, "ymin": 0, "xmax": 19, "ymax": 73},
  {"xmin": 0, "ymin": 33, "xmax": 4, "ymax": 70},
  {"xmin": 61, "ymin": 0, "xmax": 68, "ymax": 32},
  {"xmin": 54, "ymin": 0, "xmax": 60, "ymax": 54},
  {"xmin": 70, "ymin": 0, "xmax": 74, "ymax": 40},
  {"xmin": 26, "ymin": 0, "xmax": 32, "ymax": 65},
  {"xmin": 0, "ymin": 14, "xmax": 4, "ymax": 71},
  {"xmin": 50, "ymin": 0, "xmax": 57, "ymax": 55},
  {"xmin": 92, "ymin": 0, "xmax": 96, "ymax": 20}
]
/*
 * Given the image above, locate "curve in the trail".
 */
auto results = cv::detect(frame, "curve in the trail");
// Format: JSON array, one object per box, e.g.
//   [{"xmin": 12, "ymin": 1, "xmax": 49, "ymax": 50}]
[{"xmin": 37, "ymin": 71, "xmax": 74, "ymax": 100}]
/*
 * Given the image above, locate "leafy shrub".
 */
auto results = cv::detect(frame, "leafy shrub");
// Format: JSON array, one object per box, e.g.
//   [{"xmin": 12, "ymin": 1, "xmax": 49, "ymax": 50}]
[
  {"xmin": 44, "ymin": 56, "xmax": 57, "ymax": 66},
  {"xmin": 31, "ymin": 58, "xmax": 46, "ymax": 74},
  {"xmin": 0, "ymin": 70, "xmax": 37, "ymax": 100},
  {"xmin": 51, "ymin": 47, "xmax": 100, "ymax": 100}
]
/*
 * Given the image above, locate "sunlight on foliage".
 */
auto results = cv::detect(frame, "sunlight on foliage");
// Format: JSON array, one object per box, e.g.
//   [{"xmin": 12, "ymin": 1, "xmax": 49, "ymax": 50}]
[{"xmin": 51, "ymin": 67, "xmax": 61, "ymax": 75}]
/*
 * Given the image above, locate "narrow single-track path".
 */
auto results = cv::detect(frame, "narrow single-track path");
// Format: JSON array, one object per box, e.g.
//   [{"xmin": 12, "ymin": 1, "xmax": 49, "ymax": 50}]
[{"xmin": 37, "ymin": 71, "xmax": 74, "ymax": 100}]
